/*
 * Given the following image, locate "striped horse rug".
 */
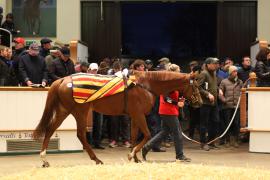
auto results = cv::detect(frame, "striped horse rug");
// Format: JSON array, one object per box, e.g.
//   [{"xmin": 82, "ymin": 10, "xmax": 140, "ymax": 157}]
[{"xmin": 71, "ymin": 73, "xmax": 135, "ymax": 103}]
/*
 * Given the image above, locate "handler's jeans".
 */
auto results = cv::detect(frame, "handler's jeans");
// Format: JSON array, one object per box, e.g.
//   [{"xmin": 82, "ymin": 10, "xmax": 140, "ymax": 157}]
[
  {"xmin": 200, "ymin": 104, "xmax": 219, "ymax": 143},
  {"xmin": 144, "ymin": 115, "xmax": 184, "ymax": 159}
]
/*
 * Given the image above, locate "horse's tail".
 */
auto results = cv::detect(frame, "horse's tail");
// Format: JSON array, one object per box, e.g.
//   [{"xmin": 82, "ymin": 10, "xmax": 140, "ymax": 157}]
[{"xmin": 33, "ymin": 78, "xmax": 63, "ymax": 139}]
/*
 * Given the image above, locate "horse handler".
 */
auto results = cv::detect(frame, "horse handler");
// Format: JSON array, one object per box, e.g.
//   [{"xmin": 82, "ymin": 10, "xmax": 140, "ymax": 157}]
[{"xmin": 142, "ymin": 64, "xmax": 191, "ymax": 162}]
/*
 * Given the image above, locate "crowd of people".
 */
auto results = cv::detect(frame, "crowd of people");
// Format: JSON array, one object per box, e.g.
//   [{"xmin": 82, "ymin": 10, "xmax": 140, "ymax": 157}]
[{"xmin": 1, "ymin": 15, "xmax": 270, "ymax": 161}]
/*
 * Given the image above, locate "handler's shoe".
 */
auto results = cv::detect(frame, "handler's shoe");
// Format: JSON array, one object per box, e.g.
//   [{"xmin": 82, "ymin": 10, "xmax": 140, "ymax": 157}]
[
  {"xmin": 123, "ymin": 141, "xmax": 131, "ymax": 148},
  {"xmin": 209, "ymin": 143, "xmax": 220, "ymax": 150},
  {"xmin": 176, "ymin": 155, "xmax": 191, "ymax": 162},
  {"xmin": 109, "ymin": 141, "xmax": 118, "ymax": 148},
  {"xmin": 141, "ymin": 146, "xmax": 150, "ymax": 161},
  {"xmin": 200, "ymin": 144, "xmax": 210, "ymax": 151}
]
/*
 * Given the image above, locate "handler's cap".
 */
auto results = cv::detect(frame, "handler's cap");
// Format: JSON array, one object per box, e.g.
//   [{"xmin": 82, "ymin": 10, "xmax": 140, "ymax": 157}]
[
  {"xmin": 14, "ymin": 37, "xmax": 25, "ymax": 45},
  {"xmin": 40, "ymin": 38, "xmax": 52, "ymax": 45},
  {"xmin": 158, "ymin": 57, "xmax": 170, "ymax": 64},
  {"xmin": 29, "ymin": 43, "xmax": 40, "ymax": 51},
  {"xmin": 60, "ymin": 47, "xmax": 70, "ymax": 57},
  {"xmin": 145, "ymin": 59, "xmax": 153, "ymax": 65},
  {"xmin": 228, "ymin": 65, "xmax": 238, "ymax": 75},
  {"xmin": 204, "ymin": 57, "xmax": 219, "ymax": 64},
  {"xmin": 89, "ymin": 63, "xmax": 99, "ymax": 71}
]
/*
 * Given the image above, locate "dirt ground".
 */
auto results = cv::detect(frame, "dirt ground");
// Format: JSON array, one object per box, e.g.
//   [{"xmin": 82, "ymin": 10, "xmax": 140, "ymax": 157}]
[{"xmin": 0, "ymin": 140, "xmax": 270, "ymax": 177}]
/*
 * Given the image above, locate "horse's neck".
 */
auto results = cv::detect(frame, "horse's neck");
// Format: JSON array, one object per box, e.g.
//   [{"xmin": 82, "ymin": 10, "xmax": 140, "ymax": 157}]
[
  {"xmin": 147, "ymin": 79, "xmax": 186, "ymax": 95},
  {"xmin": 134, "ymin": 71, "xmax": 190, "ymax": 95}
]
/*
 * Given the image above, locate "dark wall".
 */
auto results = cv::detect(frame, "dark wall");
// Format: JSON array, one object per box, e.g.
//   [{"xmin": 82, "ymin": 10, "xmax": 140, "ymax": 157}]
[
  {"xmin": 121, "ymin": 2, "xmax": 217, "ymax": 61},
  {"xmin": 81, "ymin": 1, "xmax": 257, "ymax": 64},
  {"xmin": 81, "ymin": 2, "xmax": 121, "ymax": 61},
  {"xmin": 217, "ymin": 1, "xmax": 257, "ymax": 62}
]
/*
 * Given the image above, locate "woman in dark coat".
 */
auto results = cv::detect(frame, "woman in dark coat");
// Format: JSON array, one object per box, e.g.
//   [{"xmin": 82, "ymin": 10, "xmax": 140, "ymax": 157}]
[{"xmin": 255, "ymin": 47, "xmax": 270, "ymax": 87}]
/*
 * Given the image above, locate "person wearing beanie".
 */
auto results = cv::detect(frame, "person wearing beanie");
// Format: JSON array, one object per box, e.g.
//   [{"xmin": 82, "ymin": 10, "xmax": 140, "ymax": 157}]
[{"xmin": 219, "ymin": 65, "xmax": 243, "ymax": 148}]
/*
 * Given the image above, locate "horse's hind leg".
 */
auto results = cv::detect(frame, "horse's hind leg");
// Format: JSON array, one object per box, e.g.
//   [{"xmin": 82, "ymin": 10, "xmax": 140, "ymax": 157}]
[
  {"xmin": 129, "ymin": 120, "xmax": 140, "ymax": 163},
  {"xmin": 128, "ymin": 115, "xmax": 151, "ymax": 162},
  {"xmin": 40, "ymin": 104, "xmax": 69, "ymax": 167},
  {"xmin": 72, "ymin": 107, "xmax": 103, "ymax": 165}
]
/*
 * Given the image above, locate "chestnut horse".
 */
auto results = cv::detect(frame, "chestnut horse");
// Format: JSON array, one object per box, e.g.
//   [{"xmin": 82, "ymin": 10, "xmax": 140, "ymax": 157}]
[{"xmin": 33, "ymin": 71, "xmax": 202, "ymax": 167}]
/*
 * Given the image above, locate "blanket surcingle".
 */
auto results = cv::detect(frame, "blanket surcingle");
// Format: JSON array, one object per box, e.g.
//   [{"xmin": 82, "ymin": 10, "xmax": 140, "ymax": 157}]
[{"xmin": 71, "ymin": 73, "xmax": 135, "ymax": 103}]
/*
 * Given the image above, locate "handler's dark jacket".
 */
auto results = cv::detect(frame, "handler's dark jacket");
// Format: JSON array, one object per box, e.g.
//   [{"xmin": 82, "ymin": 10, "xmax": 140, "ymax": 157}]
[
  {"xmin": 197, "ymin": 69, "xmax": 218, "ymax": 106},
  {"xmin": 48, "ymin": 57, "xmax": 75, "ymax": 82},
  {"xmin": 18, "ymin": 54, "xmax": 48, "ymax": 85}
]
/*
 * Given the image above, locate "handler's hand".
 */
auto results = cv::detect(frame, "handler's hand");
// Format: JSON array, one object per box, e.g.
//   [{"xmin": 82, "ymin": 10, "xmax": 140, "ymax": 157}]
[
  {"xmin": 177, "ymin": 97, "xmax": 185, "ymax": 108},
  {"xmin": 26, "ymin": 80, "xmax": 33, "ymax": 86},
  {"xmin": 41, "ymin": 81, "xmax": 47, "ymax": 87},
  {"xmin": 208, "ymin": 93, "xmax": 215, "ymax": 102}
]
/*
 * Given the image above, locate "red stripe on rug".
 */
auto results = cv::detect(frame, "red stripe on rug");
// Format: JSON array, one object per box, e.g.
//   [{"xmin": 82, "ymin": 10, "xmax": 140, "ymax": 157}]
[
  {"xmin": 73, "ymin": 92, "xmax": 92, "ymax": 98},
  {"xmin": 73, "ymin": 77, "xmax": 110, "ymax": 83},
  {"xmin": 103, "ymin": 81, "xmax": 124, "ymax": 97}
]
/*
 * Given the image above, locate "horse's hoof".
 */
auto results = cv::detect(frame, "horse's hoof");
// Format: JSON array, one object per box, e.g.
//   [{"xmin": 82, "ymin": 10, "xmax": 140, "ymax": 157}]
[
  {"xmin": 127, "ymin": 153, "xmax": 133, "ymax": 161},
  {"xmin": 42, "ymin": 161, "xmax": 50, "ymax": 168},
  {"xmin": 96, "ymin": 159, "xmax": 104, "ymax": 165},
  {"xmin": 134, "ymin": 158, "xmax": 142, "ymax": 163}
]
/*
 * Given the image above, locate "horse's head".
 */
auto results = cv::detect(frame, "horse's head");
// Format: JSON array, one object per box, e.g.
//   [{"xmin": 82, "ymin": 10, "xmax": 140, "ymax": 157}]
[{"xmin": 180, "ymin": 74, "xmax": 203, "ymax": 107}]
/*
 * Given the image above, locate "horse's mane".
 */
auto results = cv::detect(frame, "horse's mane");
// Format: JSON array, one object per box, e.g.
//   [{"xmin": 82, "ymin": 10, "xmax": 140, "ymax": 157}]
[{"xmin": 132, "ymin": 71, "xmax": 189, "ymax": 82}]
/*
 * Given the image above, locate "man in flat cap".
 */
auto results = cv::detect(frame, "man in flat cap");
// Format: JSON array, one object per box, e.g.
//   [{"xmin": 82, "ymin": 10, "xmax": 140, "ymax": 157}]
[
  {"xmin": 39, "ymin": 38, "xmax": 52, "ymax": 58},
  {"xmin": 48, "ymin": 47, "xmax": 75, "ymax": 84},
  {"xmin": 158, "ymin": 57, "xmax": 171, "ymax": 70},
  {"xmin": 197, "ymin": 57, "xmax": 219, "ymax": 151}
]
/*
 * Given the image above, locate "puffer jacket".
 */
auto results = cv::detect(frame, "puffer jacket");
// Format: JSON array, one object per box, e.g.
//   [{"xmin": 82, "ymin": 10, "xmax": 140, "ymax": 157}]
[{"xmin": 219, "ymin": 77, "xmax": 243, "ymax": 109}]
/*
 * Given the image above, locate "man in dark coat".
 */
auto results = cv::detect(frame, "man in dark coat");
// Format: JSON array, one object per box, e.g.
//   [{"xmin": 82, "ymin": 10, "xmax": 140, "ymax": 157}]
[
  {"xmin": 48, "ymin": 47, "xmax": 75, "ymax": 83},
  {"xmin": 0, "ymin": 46, "xmax": 17, "ymax": 86},
  {"xmin": 11, "ymin": 37, "xmax": 27, "ymax": 84},
  {"xmin": 0, "ymin": 47, "xmax": 9, "ymax": 86},
  {"xmin": 19, "ymin": 43, "xmax": 48, "ymax": 86},
  {"xmin": 238, "ymin": 56, "xmax": 254, "ymax": 84}
]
